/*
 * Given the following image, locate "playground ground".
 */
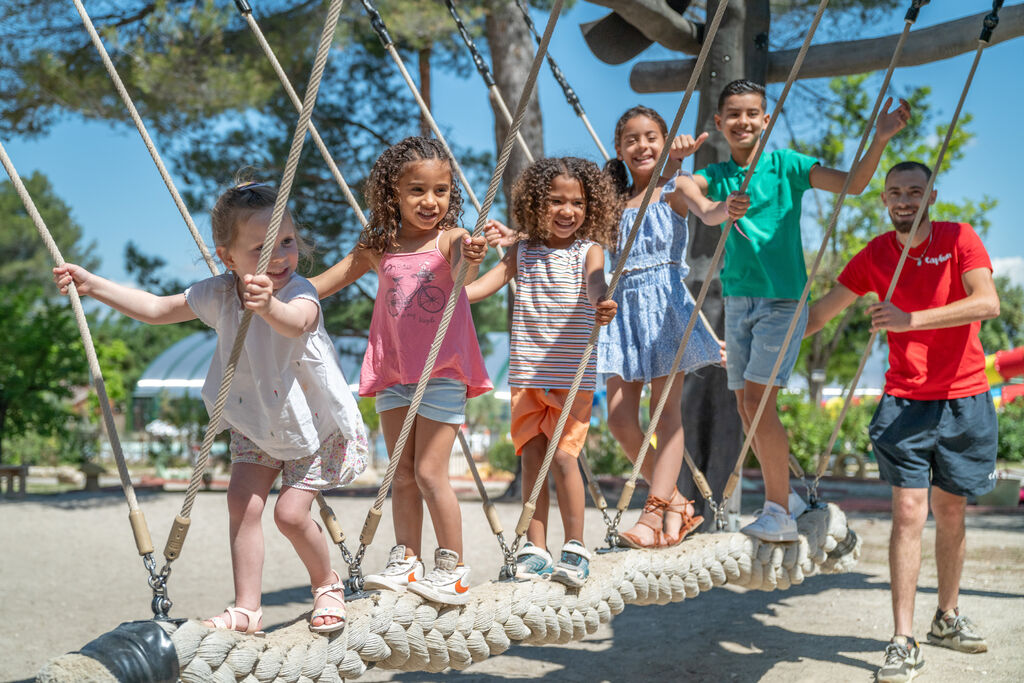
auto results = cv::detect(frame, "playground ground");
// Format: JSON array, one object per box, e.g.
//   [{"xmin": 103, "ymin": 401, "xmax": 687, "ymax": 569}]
[{"xmin": 1, "ymin": 487, "xmax": 1022, "ymax": 682}]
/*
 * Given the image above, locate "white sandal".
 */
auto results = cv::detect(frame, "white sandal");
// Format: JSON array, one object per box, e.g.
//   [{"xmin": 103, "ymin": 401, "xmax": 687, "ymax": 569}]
[
  {"xmin": 206, "ymin": 605, "xmax": 265, "ymax": 636},
  {"xmin": 310, "ymin": 570, "xmax": 347, "ymax": 634}
]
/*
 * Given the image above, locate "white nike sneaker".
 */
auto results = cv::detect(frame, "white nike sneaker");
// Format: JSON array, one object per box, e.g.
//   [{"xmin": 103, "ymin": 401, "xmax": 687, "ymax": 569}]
[
  {"xmin": 407, "ymin": 548, "xmax": 471, "ymax": 605},
  {"xmin": 363, "ymin": 545, "xmax": 424, "ymax": 592},
  {"xmin": 741, "ymin": 501, "xmax": 798, "ymax": 542}
]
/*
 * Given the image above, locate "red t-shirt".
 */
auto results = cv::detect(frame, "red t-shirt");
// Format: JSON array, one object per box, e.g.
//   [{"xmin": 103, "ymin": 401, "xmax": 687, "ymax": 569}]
[{"xmin": 837, "ymin": 222, "xmax": 992, "ymax": 400}]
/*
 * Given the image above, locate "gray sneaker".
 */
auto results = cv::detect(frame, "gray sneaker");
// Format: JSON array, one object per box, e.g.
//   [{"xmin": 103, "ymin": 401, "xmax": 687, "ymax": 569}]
[
  {"xmin": 927, "ymin": 608, "xmax": 988, "ymax": 653},
  {"xmin": 550, "ymin": 540, "xmax": 591, "ymax": 588},
  {"xmin": 876, "ymin": 636, "xmax": 924, "ymax": 683},
  {"xmin": 514, "ymin": 542, "xmax": 554, "ymax": 580}
]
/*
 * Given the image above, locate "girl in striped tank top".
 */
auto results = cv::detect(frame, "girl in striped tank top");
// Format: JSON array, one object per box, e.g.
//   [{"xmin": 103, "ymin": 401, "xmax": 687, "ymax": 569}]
[{"xmin": 467, "ymin": 158, "xmax": 619, "ymax": 587}]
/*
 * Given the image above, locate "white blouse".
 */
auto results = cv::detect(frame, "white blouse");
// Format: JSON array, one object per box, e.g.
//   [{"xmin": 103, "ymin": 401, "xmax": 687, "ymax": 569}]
[{"xmin": 185, "ymin": 273, "xmax": 366, "ymax": 461}]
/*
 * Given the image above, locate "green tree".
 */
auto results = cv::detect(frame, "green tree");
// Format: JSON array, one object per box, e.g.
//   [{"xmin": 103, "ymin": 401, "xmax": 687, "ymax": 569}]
[
  {"xmin": 0, "ymin": 174, "xmax": 97, "ymax": 463},
  {"xmin": 0, "ymin": 283, "xmax": 87, "ymax": 463},
  {"xmin": 980, "ymin": 275, "xmax": 1024, "ymax": 354},
  {"xmin": 1, "ymin": 1, "xmax": 535, "ymax": 338}
]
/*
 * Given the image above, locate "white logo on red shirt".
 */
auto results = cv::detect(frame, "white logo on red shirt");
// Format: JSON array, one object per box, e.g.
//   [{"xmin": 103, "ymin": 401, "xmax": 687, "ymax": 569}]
[{"xmin": 923, "ymin": 252, "xmax": 952, "ymax": 266}]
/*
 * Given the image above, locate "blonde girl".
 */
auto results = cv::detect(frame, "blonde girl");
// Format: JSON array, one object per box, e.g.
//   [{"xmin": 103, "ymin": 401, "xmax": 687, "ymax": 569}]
[{"xmin": 54, "ymin": 182, "xmax": 368, "ymax": 634}]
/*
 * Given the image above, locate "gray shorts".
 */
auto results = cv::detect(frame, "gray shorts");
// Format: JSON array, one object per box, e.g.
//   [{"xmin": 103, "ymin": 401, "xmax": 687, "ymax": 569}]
[
  {"xmin": 375, "ymin": 377, "xmax": 468, "ymax": 425},
  {"xmin": 869, "ymin": 391, "xmax": 998, "ymax": 498},
  {"xmin": 724, "ymin": 296, "xmax": 808, "ymax": 391}
]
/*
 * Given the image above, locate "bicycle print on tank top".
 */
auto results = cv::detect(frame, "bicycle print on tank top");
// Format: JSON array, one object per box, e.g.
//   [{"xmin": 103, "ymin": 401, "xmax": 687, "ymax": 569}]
[{"xmin": 383, "ymin": 260, "xmax": 447, "ymax": 318}]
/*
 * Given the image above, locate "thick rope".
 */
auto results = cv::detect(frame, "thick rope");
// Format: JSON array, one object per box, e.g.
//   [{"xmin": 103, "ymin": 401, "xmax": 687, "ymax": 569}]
[
  {"xmin": 69, "ymin": 0, "xmax": 218, "ymax": 275},
  {"xmin": 608, "ymin": 0, "xmax": 830, "ymax": 532},
  {"xmin": 162, "ymin": 0, "xmax": 346, "ymax": 569},
  {"xmin": 513, "ymin": 0, "xmax": 610, "ymax": 161},
  {"xmin": 352, "ymin": 0, "xmax": 566, "ymax": 577},
  {"xmin": 515, "ymin": 0, "xmax": 731, "ymax": 550},
  {"xmin": 38, "ymin": 503, "xmax": 859, "ymax": 680},
  {"xmin": 722, "ymin": 0, "xmax": 923, "ymax": 506},
  {"xmin": 811, "ymin": 4, "xmax": 1001, "ymax": 496},
  {"xmin": 236, "ymin": 3, "xmax": 368, "ymax": 228}
]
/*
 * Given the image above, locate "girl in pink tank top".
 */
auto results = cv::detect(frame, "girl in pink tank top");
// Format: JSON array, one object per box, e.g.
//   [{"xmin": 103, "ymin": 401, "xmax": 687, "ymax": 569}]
[{"xmin": 311, "ymin": 137, "xmax": 490, "ymax": 604}]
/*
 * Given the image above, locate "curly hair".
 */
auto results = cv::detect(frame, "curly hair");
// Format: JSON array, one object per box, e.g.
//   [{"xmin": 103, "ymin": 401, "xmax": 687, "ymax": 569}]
[
  {"xmin": 361, "ymin": 136, "xmax": 464, "ymax": 254},
  {"xmin": 210, "ymin": 178, "xmax": 312, "ymax": 258},
  {"xmin": 512, "ymin": 157, "xmax": 621, "ymax": 249},
  {"xmin": 604, "ymin": 105, "xmax": 668, "ymax": 196}
]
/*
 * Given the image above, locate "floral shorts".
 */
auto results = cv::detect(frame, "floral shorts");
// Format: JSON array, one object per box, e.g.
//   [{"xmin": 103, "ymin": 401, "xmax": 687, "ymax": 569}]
[{"xmin": 229, "ymin": 429, "xmax": 368, "ymax": 491}]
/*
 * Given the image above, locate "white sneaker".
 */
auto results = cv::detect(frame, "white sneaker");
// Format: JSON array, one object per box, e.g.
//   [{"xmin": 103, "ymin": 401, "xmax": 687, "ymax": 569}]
[
  {"xmin": 789, "ymin": 489, "xmax": 808, "ymax": 519},
  {"xmin": 741, "ymin": 501, "xmax": 798, "ymax": 542},
  {"xmin": 407, "ymin": 548, "xmax": 471, "ymax": 605},
  {"xmin": 363, "ymin": 545, "xmax": 424, "ymax": 592}
]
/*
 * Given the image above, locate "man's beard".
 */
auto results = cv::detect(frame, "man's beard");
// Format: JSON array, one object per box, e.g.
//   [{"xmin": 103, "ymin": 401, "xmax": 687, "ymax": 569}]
[{"xmin": 889, "ymin": 209, "xmax": 920, "ymax": 234}]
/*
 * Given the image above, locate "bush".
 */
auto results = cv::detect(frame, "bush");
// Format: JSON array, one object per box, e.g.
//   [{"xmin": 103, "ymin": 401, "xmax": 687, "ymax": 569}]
[
  {"xmin": 585, "ymin": 421, "xmax": 633, "ymax": 476},
  {"xmin": 777, "ymin": 393, "xmax": 877, "ymax": 473},
  {"xmin": 487, "ymin": 437, "xmax": 518, "ymax": 474},
  {"xmin": 997, "ymin": 398, "xmax": 1024, "ymax": 463}
]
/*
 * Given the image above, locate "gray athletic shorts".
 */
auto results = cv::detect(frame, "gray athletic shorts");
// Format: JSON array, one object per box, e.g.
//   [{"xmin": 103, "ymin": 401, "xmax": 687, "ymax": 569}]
[{"xmin": 868, "ymin": 391, "xmax": 998, "ymax": 498}]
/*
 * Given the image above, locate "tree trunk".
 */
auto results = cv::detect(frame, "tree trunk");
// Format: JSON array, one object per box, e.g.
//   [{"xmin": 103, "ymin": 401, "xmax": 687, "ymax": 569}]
[
  {"xmin": 679, "ymin": 0, "xmax": 769, "ymax": 530},
  {"xmin": 484, "ymin": 0, "xmax": 544, "ymax": 219},
  {"xmin": 418, "ymin": 47, "xmax": 432, "ymax": 138}
]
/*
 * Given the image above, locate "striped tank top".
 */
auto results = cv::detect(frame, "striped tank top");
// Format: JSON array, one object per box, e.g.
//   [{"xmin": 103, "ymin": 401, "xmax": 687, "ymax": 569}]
[{"xmin": 509, "ymin": 239, "xmax": 598, "ymax": 391}]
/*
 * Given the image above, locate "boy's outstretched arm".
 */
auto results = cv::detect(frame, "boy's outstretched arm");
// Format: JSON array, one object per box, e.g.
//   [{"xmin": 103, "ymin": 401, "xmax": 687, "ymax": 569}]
[
  {"xmin": 805, "ymin": 284, "xmax": 858, "ymax": 337},
  {"xmin": 466, "ymin": 244, "xmax": 517, "ymax": 304},
  {"xmin": 310, "ymin": 247, "xmax": 375, "ymax": 299},
  {"xmin": 810, "ymin": 97, "xmax": 910, "ymax": 195},
  {"xmin": 53, "ymin": 264, "xmax": 195, "ymax": 324},
  {"xmin": 584, "ymin": 245, "xmax": 617, "ymax": 325}
]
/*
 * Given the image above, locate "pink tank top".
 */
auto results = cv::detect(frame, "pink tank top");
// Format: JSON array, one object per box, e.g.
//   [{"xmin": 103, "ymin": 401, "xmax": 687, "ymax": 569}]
[{"xmin": 360, "ymin": 235, "xmax": 492, "ymax": 398}]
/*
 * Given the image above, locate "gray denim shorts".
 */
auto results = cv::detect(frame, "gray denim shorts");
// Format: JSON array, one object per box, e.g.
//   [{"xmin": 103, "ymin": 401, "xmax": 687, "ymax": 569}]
[
  {"xmin": 375, "ymin": 377, "xmax": 468, "ymax": 425},
  {"xmin": 724, "ymin": 296, "xmax": 808, "ymax": 391}
]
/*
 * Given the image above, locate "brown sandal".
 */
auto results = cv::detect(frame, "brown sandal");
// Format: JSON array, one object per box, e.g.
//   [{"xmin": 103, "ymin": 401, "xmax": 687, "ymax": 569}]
[
  {"xmin": 662, "ymin": 488, "xmax": 703, "ymax": 546},
  {"xmin": 618, "ymin": 495, "xmax": 669, "ymax": 548}
]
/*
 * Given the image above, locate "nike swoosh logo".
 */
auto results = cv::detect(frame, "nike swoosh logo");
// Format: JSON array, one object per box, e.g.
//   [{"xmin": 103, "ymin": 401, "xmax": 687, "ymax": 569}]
[
  {"xmin": 407, "ymin": 571, "xmax": 418, "ymax": 583},
  {"xmin": 454, "ymin": 579, "xmax": 469, "ymax": 594}
]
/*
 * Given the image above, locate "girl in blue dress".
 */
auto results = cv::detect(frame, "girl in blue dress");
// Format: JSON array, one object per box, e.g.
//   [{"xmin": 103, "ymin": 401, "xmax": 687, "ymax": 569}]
[{"xmin": 600, "ymin": 105, "xmax": 721, "ymax": 548}]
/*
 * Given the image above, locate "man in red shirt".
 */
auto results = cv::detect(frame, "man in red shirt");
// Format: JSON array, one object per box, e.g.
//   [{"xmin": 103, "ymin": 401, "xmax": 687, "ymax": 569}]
[{"xmin": 806, "ymin": 161, "xmax": 1000, "ymax": 683}]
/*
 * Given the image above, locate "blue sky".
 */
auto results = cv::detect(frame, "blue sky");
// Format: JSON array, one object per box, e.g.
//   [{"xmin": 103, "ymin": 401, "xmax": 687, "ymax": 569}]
[{"xmin": 5, "ymin": 2, "xmax": 1023, "ymax": 289}]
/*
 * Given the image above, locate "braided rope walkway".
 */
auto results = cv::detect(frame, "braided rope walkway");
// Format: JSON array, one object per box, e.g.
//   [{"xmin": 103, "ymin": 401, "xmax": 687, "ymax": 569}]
[{"xmin": 38, "ymin": 504, "xmax": 858, "ymax": 682}]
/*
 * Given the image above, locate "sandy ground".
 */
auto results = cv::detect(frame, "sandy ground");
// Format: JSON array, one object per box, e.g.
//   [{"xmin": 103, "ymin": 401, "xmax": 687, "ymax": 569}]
[{"xmin": 1, "ymin": 489, "xmax": 1022, "ymax": 682}]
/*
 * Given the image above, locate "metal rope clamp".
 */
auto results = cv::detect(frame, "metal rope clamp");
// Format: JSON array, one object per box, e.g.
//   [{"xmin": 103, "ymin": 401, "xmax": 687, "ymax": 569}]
[
  {"xmin": 712, "ymin": 500, "xmax": 729, "ymax": 532},
  {"xmin": 496, "ymin": 532, "xmax": 519, "ymax": 581},
  {"xmin": 144, "ymin": 554, "xmax": 173, "ymax": 620},
  {"xmin": 344, "ymin": 544, "xmax": 368, "ymax": 594}
]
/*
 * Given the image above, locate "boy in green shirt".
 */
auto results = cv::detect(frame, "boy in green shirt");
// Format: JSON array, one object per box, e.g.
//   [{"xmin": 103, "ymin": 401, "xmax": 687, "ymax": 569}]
[{"xmin": 678, "ymin": 79, "xmax": 909, "ymax": 541}]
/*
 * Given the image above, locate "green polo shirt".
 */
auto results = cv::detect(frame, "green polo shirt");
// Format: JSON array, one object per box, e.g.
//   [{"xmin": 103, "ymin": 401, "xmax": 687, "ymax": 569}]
[{"xmin": 695, "ymin": 148, "xmax": 818, "ymax": 299}]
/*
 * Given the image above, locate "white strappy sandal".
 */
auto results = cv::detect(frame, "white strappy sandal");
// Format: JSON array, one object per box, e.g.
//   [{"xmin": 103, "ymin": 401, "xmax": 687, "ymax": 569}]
[
  {"xmin": 310, "ymin": 570, "xmax": 347, "ymax": 634},
  {"xmin": 206, "ymin": 605, "xmax": 265, "ymax": 636}
]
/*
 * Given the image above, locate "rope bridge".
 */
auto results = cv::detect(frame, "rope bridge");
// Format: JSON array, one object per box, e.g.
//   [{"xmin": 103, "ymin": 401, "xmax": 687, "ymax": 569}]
[{"xmin": 37, "ymin": 504, "xmax": 859, "ymax": 682}]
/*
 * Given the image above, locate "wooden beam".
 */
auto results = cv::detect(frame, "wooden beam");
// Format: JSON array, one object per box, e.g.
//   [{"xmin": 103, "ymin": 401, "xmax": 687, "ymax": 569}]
[
  {"xmin": 585, "ymin": 0, "xmax": 702, "ymax": 56},
  {"xmin": 629, "ymin": 5, "xmax": 1024, "ymax": 92}
]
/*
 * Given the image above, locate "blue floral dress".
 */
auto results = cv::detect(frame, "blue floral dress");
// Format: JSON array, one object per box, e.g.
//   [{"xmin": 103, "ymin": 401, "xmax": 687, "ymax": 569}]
[{"xmin": 598, "ymin": 173, "xmax": 721, "ymax": 383}]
